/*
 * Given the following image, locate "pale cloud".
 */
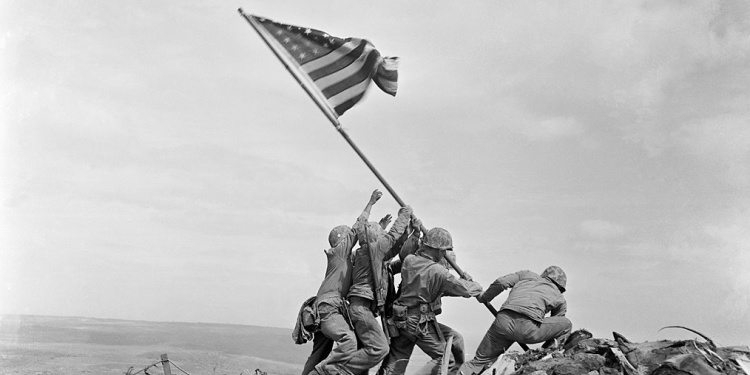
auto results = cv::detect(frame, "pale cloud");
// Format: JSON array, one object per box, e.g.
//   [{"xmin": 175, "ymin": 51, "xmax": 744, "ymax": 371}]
[
  {"xmin": 703, "ymin": 207, "xmax": 750, "ymax": 321},
  {"xmin": 614, "ymin": 2, "xmax": 750, "ymax": 154},
  {"xmin": 672, "ymin": 115, "xmax": 750, "ymax": 188},
  {"xmin": 532, "ymin": 117, "xmax": 584, "ymax": 140},
  {"xmin": 486, "ymin": 0, "xmax": 750, "ymax": 165},
  {"xmin": 580, "ymin": 219, "xmax": 626, "ymax": 239}
]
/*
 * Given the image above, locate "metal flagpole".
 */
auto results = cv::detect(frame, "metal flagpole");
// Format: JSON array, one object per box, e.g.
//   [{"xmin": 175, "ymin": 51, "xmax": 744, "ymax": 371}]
[
  {"xmin": 239, "ymin": 8, "xmax": 406, "ymax": 207},
  {"xmin": 238, "ymin": 9, "xmax": 340, "ymax": 127}
]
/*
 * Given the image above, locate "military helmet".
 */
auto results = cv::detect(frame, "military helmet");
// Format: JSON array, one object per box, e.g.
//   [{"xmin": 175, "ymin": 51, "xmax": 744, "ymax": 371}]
[
  {"xmin": 422, "ymin": 227, "xmax": 453, "ymax": 250},
  {"xmin": 541, "ymin": 265, "xmax": 567, "ymax": 292},
  {"xmin": 357, "ymin": 221, "xmax": 386, "ymax": 245},
  {"xmin": 328, "ymin": 225, "xmax": 351, "ymax": 247}
]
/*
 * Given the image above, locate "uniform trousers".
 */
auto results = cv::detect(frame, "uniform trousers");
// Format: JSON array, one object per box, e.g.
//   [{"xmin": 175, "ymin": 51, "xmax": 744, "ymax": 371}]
[
  {"xmin": 459, "ymin": 310, "xmax": 572, "ymax": 375},
  {"xmin": 302, "ymin": 332, "xmax": 334, "ymax": 375},
  {"xmin": 346, "ymin": 296, "xmax": 389, "ymax": 374},
  {"xmin": 379, "ymin": 315, "xmax": 465, "ymax": 375},
  {"xmin": 308, "ymin": 298, "xmax": 358, "ymax": 375}
]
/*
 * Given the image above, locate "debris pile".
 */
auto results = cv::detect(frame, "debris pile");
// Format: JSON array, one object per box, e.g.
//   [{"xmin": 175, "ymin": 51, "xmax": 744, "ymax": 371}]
[{"xmin": 494, "ymin": 329, "xmax": 750, "ymax": 375}]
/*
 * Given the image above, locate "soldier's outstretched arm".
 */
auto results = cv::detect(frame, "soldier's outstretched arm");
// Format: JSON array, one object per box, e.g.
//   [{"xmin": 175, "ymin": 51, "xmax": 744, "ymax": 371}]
[
  {"xmin": 356, "ymin": 189, "xmax": 382, "ymax": 223},
  {"xmin": 477, "ymin": 270, "xmax": 529, "ymax": 303},
  {"xmin": 384, "ymin": 206, "xmax": 412, "ymax": 241},
  {"xmin": 443, "ymin": 273, "xmax": 483, "ymax": 298}
]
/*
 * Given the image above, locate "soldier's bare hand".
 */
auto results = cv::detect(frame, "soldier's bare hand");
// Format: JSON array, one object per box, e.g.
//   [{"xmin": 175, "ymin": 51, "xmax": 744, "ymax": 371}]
[
  {"xmin": 411, "ymin": 216, "xmax": 423, "ymax": 232},
  {"xmin": 379, "ymin": 214, "xmax": 392, "ymax": 229},
  {"xmin": 369, "ymin": 189, "xmax": 383, "ymax": 205}
]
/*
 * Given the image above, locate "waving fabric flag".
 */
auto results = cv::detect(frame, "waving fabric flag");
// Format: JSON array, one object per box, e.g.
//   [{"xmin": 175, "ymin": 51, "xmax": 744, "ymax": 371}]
[{"xmin": 240, "ymin": 11, "xmax": 398, "ymax": 118}]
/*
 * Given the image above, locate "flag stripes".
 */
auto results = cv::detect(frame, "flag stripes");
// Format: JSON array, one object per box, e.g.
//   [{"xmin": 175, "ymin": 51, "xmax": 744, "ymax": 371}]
[
  {"xmin": 329, "ymin": 78, "xmax": 372, "ymax": 110},
  {"xmin": 307, "ymin": 40, "xmax": 368, "ymax": 81},
  {"xmin": 320, "ymin": 45, "xmax": 380, "ymax": 97},
  {"xmin": 244, "ymin": 13, "xmax": 399, "ymax": 117},
  {"xmin": 374, "ymin": 57, "xmax": 398, "ymax": 96},
  {"xmin": 302, "ymin": 40, "xmax": 361, "ymax": 76}
]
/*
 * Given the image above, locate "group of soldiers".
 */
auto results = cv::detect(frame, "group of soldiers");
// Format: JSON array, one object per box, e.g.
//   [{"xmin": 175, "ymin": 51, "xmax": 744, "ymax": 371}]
[{"xmin": 294, "ymin": 190, "xmax": 572, "ymax": 375}]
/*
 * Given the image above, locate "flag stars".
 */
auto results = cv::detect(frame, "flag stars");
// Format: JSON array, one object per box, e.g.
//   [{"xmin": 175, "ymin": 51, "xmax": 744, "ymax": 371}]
[
  {"xmin": 299, "ymin": 52, "xmax": 306, "ymax": 59},
  {"xmin": 304, "ymin": 28, "xmax": 311, "ymax": 35},
  {"xmin": 312, "ymin": 48, "xmax": 319, "ymax": 55},
  {"xmin": 291, "ymin": 45, "xmax": 298, "ymax": 51},
  {"xmin": 283, "ymin": 37, "xmax": 291, "ymax": 43}
]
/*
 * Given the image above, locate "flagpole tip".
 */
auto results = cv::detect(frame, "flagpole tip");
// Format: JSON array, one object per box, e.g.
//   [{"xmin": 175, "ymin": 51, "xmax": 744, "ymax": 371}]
[{"xmin": 237, "ymin": 8, "xmax": 244, "ymax": 15}]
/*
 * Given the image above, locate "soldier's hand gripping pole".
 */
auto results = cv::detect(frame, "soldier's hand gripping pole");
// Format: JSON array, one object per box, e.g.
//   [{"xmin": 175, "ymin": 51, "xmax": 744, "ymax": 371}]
[
  {"xmin": 440, "ymin": 248, "xmax": 500, "ymax": 315},
  {"xmin": 437, "ymin": 235, "xmax": 531, "ymax": 352}
]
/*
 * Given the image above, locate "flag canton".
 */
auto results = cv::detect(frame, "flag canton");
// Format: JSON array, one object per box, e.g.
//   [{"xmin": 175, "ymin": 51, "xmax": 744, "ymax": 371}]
[{"xmin": 254, "ymin": 16, "xmax": 346, "ymax": 65}]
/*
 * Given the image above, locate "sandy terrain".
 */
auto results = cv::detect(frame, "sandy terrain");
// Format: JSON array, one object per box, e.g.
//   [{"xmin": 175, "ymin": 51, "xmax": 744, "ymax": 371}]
[{"xmin": 0, "ymin": 315, "xmax": 309, "ymax": 375}]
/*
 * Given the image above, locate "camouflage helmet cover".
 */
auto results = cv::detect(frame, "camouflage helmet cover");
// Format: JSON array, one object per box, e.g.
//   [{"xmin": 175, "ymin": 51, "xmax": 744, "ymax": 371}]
[
  {"xmin": 328, "ymin": 225, "xmax": 351, "ymax": 247},
  {"xmin": 422, "ymin": 227, "xmax": 453, "ymax": 250},
  {"xmin": 541, "ymin": 265, "xmax": 567, "ymax": 292},
  {"xmin": 357, "ymin": 221, "xmax": 386, "ymax": 245}
]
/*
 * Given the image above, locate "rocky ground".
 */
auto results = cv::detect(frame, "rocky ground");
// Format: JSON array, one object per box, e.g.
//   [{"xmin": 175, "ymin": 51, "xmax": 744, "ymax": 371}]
[{"xmin": 493, "ymin": 329, "xmax": 750, "ymax": 375}]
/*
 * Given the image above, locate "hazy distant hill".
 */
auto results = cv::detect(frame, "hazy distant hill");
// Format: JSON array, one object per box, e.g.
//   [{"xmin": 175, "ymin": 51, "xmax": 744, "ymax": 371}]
[{"xmin": 0, "ymin": 314, "xmax": 310, "ymax": 375}]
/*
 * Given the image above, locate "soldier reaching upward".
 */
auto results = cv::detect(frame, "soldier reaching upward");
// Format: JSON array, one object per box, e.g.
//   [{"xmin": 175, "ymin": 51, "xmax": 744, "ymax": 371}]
[
  {"xmin": 344, "ymin": 195, "xmax": 413, "ymax": 375},
  {"xmin": 304, "ymin": 190, "xmax": 385, "ymax": 375}
]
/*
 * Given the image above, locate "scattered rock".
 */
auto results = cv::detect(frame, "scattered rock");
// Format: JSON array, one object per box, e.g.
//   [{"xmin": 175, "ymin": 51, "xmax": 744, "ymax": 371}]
[{"xmin": 501, "ymin": 329, "xmax": 748, "ymax": 375}]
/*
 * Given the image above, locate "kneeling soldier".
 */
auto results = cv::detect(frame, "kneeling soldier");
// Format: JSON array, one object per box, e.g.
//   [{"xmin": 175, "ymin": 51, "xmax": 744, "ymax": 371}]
[{"xmin": 459, "ymin": 266, "xmax": 572, "ymax": 375}]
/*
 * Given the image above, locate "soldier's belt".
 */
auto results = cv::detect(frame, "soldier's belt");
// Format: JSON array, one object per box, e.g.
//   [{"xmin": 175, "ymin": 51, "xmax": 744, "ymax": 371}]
[{"xmin": 406, "ymin": 304, "xmax": 437, "ymax": 315}]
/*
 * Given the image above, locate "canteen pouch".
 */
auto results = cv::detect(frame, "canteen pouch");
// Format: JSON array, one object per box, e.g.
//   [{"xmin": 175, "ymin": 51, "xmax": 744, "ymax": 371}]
[{"xmin": 385, "ymin": 317, "xmax": 400, "ymax": 338}]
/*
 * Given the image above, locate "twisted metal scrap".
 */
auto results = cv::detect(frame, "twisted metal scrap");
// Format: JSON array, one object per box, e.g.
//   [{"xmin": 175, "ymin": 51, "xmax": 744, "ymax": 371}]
[{"xmin": 659, "ymin": 326, "xmax": 717, "ymax": 349}]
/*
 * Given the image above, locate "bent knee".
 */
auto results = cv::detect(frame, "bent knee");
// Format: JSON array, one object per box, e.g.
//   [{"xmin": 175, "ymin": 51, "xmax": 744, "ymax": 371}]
[
  {"xmin": 560, "ymin": 318, "xmax": 573, "ymax": 334},
  {"xmin": 451, "ymin": 331, "xmax": 464, "ymax": 345},
  {"xmin": 371, "ymin": 344, "xmax": 389, "ymax": 362}
]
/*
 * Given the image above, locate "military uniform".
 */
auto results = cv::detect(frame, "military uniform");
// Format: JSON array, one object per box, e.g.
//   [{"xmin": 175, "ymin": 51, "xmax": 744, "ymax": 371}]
[
  {"xmin": 459, "ymin": 269, "xmax": 572, "ymax": 375},
  {"xmin": 379, "ymin": 246, "xmax": 483, "ymax": 375},
  {"xmin": 302, "ymin": 224, "xmax": 360, "ymax": 375},
  {"xmin": 345, "ymin": 207, "xmax": 412, "ymax": 374}
]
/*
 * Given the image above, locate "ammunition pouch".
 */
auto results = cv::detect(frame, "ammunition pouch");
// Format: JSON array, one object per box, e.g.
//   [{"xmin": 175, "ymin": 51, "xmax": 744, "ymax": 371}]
[
  {"xmin": 391, "ymin": 303, "xmax": 408, "ymax": 329},
  {"xmin": 385, "ymin": 317, "xmax": 401, "ymax": 338},
  {"xmin": 405, "ymin": 301, "xmax": 441, "ymax": 323}
]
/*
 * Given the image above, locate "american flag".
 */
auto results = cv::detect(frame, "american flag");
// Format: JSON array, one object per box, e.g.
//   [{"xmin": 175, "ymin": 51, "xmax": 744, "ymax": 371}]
[{"xmin": 245, "ymin": 14, "xmax": 399, "ymax": 117}]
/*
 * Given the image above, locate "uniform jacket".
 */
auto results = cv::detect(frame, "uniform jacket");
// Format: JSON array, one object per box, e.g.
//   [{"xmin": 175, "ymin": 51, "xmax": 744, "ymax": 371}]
[
  {"xmin": 397, "ymin": 251, "xmax": 483, "ymax": 314},
  {"xmin": 482, "ymin": 270, "xmax": 567, "ymax": 323},
  {"xmin": 315, "ymin": 225, "xmax": 358, "ymax": 303},
  {"xmin": 348, "ymin": 209, "xmax": 411, "ymax": 310}
]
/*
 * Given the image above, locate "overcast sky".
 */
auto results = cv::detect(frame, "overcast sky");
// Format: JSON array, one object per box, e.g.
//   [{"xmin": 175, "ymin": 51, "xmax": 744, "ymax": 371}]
[{"xmin": 2, "ymin": 0, "xmax": 749, "ymax": 352}]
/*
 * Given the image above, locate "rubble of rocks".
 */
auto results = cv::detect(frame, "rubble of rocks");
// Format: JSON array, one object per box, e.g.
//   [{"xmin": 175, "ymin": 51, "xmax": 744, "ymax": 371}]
[{"xmin": 492, "ymin": 329, "xmax": 750, "ymax": 375}]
